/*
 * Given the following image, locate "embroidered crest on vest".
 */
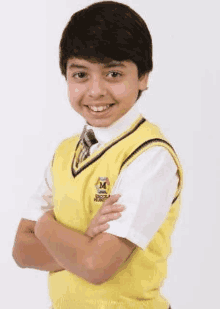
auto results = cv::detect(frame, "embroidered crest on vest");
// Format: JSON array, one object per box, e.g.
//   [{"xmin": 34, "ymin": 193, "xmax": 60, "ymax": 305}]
[{"xmin": 94, "ymin": 177, "xmax": 110, "ymax": 202}]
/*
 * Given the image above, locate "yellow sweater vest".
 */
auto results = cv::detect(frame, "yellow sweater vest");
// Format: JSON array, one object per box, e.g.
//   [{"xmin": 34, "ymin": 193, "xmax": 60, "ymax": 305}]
[{"xmin": 49, "ymin": 115, "xmax": 183, "ymax": 309}]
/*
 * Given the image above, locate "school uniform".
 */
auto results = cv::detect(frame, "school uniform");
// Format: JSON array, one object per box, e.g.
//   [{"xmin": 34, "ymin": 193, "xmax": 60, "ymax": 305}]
[{"xmin": 22, "ymin": 104, "xmax": 182, "ymax": 309}]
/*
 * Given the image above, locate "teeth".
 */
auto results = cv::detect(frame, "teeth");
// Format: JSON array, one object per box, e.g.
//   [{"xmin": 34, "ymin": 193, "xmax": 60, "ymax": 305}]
[{"xmin": 88, "ymin": 105, "xmax": 110, "ymax": 112}]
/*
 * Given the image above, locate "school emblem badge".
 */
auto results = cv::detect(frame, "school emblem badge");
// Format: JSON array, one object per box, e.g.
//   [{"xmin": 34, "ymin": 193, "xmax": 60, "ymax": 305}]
[{"xmin": 94, "ymin": 177, "xmax": 110, "ymax": 202}]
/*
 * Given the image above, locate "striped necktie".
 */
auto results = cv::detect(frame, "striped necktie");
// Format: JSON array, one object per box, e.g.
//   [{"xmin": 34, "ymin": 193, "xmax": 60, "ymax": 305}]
[{"xmin": 77, "ymin": 126, "xmax": 98, "ymax": 164}]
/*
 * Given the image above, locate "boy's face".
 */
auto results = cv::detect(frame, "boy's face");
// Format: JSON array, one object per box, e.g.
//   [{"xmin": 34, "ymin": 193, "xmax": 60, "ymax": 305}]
[{"xmin": 66, "ymin": 58, "xmax": 148, "ymax": 127}]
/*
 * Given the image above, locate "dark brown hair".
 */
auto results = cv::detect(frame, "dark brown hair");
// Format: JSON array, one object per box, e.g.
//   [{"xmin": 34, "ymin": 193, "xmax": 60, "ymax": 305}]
[{"xmin": 59, "ymin": 1, "xmax": 153, "ymax": 100}]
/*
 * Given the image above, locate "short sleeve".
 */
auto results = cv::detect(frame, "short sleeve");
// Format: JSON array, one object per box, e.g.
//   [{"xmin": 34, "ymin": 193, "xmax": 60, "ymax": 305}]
[
  {"xmin": 106, "ymin": 146, "xmax": 179, "ymax": 250},
  {"xmin": 21, "ymin": 161, "xmax": 53, "ymax": 222}
]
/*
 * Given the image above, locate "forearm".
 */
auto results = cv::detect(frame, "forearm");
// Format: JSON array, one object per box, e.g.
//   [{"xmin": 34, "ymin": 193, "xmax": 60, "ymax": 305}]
[
  {"xmin": 36, "ymin": 217, "xmax": 96, "ymax": 283},
  {"xmin": 13, "ymin": 231, "xmax": 64, "ymax": 272}
]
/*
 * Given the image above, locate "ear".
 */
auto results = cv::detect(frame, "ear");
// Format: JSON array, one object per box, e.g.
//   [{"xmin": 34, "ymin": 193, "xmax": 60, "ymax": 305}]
[{"xmin": 138, "ymin": 73, "xmax": 149, "ymax": 91}]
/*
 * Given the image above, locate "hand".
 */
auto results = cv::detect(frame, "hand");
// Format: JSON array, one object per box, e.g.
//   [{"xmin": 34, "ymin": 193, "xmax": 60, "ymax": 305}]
[
  {"xmin": 85, "ymin": 194, "xmax": 125, "ymax": 238},
  {"xmin": 34, "ymin": 209, "xmax": 55, "ymax": 241}
]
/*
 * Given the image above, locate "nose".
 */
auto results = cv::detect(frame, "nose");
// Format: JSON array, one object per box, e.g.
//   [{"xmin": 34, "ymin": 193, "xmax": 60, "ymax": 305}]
[{"xmin": 87, "ymin": 76, "xmax": 107, "ymax": 98}]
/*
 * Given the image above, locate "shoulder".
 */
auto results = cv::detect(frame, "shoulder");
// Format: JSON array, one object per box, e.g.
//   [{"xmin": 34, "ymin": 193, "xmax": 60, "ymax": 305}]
[
  {"xmin": 50, "ymin": 134, "xmax": 81, "ymax": 158},
  {"xmin": 57, "ymin": 134, "xmax": 80, "ymax": 149},
  {"xmin": 51, "ymin": 134, "xmax": 80, "ymax": 164},
  {"xmin": 141, "ymin": 118, "xmax": 163, "ymax": 135}
]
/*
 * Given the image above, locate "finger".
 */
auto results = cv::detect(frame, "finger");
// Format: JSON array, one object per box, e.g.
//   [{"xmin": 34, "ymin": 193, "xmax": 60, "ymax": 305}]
[
  {"xmin": 99, "ymin": 212, "xmax": 122, "ymax": 224},
  {"xmin": 100, "ymin": 223, "xmax": 110, "ymax": 232},
  {"xmin": 104, "ymin": 194, "xmax": 121, "ymax": 206},
  {"xmin": 93, "ymin": 224, "xmax": 106, "ymax": 236},
  {"xmin": 92, "ymin": 226, "xmax": 99, "ymax": 236},
  {"xmin": 93, "ymin": 224, "xmax": 109, "ymax": 235},
  {"xmin": 101, "ymin": 204, "xmax": 125, "ymax": 215}
]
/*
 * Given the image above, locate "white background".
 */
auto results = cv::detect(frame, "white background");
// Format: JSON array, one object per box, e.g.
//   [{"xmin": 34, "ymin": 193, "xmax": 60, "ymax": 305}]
[{"xmin": 1, "ymin": 0, "xmax": 219, "ymax": 308}]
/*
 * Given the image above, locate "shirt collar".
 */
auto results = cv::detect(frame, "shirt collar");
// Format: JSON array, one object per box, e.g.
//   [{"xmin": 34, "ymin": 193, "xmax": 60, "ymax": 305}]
[{"xmin": 85, "ymin": 104, "xmax": 141, "ymax": 145}]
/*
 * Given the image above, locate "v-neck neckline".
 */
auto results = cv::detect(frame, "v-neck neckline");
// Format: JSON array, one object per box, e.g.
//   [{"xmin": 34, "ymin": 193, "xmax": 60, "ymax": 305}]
[{"xmin": 71, "ymin": 115, "xmax": 146, "ymax": 178}]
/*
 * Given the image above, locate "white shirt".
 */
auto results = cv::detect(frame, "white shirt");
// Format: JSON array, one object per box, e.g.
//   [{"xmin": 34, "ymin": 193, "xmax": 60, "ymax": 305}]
[{"xmin": 22, "ymin": 104, "xmax": 179, "ymax": 250}]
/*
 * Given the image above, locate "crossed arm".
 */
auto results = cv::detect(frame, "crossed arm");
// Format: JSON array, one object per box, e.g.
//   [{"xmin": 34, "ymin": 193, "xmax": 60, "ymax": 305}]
[{"xmin": 12, "ymin": 195, "xmax": 136, "ymax": 285}]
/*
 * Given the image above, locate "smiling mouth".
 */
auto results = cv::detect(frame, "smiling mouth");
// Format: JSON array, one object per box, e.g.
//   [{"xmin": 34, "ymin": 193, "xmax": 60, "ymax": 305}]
[{"xmin": 86, "ymin": 104, "xmax": 114, "ymax": 112}]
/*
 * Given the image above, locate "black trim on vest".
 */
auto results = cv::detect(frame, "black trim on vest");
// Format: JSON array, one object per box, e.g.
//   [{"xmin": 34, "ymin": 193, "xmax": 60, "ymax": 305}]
[
  {"xmin": 119, "ymin": 139, "xmax": 179, "ymax": 204},
  {"xmin": 172, "ymin": 195, "xmax": 178, "ymax": 204},
  {"xmin": 71, "ymin": 117, "xmax": 146, "ymax": 178}
]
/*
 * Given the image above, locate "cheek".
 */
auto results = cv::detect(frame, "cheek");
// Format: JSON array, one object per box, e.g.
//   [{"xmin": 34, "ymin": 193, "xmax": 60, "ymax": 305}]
[
  {"xmin": 111, "ymin": 81, "xmax": 138, "ymax": 98},
  {"xmin": 68, "ymin": 85, "xmax": 80, "ymax": 99},
  {"xmin": 110, "ymin": 83, "xmax": 129, "ymax": 96}
]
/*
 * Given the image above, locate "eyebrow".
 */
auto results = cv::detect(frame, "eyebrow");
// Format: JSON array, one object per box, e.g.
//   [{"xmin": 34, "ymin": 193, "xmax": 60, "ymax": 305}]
[
  {"xmin": 68, "ymin": 61, "xmax": 126, "ymax": 70},
  {"xmin": 104, "ymin": 61, "xmax": 126, "ymax": 68},
  {"xmin": 68, "ymin": 64, "xmax": 87, "ymax": 70}
]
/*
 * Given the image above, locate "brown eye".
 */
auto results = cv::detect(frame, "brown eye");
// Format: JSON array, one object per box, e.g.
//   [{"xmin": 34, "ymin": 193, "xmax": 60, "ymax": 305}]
[
  {"xmin": 107, "ymin": 71, "xmax": 122, "ymax": 78},
  {"xmin": 73, "ymin": 72, "xmax": 87, "ymax": 79}
]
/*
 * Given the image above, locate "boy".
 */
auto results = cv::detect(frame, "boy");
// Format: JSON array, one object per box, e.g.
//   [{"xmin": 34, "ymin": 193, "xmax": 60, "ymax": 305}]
[{"xmin": 12, "ymin": 1, "xmax": 183, "ymax": 309}]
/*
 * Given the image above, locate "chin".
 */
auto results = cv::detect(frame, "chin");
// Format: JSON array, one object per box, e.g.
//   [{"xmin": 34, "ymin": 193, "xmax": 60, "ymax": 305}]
[{"xmin": 89, "ymin": 119, "xmax": 112, "ymax": 128}]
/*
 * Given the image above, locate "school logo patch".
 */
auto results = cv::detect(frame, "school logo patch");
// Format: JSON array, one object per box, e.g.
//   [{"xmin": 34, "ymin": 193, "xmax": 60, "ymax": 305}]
[{"xmin": 94, "ymin": 177, "xmax": 110, "ymax": 202}]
